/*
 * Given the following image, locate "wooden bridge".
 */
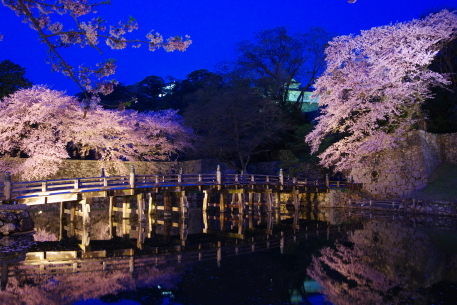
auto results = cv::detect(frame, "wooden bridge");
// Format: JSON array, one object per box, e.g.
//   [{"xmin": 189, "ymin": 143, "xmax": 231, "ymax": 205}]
[
  {"xmin": 0, "ymin": 165, "xmax": 359, "ymax": 253},
  {"xmin": 1, "ymin": 165, "xmax": 354, "ymax": 205},
  {"xmin": 0, "ymin": 167, "xmax": 360, "ymax": 291}
]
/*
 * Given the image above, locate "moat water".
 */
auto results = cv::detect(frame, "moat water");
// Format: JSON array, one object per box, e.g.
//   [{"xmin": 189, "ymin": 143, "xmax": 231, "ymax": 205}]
[{"xmin": 1, "ymin": 203, "xmax": 457, "ymax": 305}]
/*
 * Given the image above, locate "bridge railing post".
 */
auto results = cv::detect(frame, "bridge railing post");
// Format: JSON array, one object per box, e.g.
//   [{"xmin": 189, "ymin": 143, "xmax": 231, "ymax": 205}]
[
  {"xmin": 101, "ymin": 168, "xmax": 108, "ymax": 187},
  {"xmin": 74, "ymin": 178, "xmax": 80, "ymax": 189},
  {"xmin": 4, "ymin": 172, "xmax": 11, "ymax": 201},
  {"xmin": 129, "ymin": 165, "xmax": 135, "ymax": 189},
  {"xmin": 178, "ymin": 168, "xmax": 182, "ymax": 184},
  {"xmin": 216, "ymin": 165, "xmax": 222, "ymax": 185},
  {"xmin": 326, "ymin": 174, "xmax": 330, "ymax": 188},
  {"xmin": 279, "ymin": 169, "xmax": 284, "ymax": 186}
]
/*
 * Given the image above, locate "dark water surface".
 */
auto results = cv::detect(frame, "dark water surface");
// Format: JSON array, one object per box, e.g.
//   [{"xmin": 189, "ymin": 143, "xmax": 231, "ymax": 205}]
[{"xmin": 2, "ymin": 204, "xmax": 457, "ymax": 305}]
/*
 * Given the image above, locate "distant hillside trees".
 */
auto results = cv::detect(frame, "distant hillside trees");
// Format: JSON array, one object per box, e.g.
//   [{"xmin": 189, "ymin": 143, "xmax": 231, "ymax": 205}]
[
  {"xmin": 165, "ymin": 69, "xmax": 225, "ymax": 112},
  {"xmin": 94, "ymin": 69, "xmax": 225, "ymax": 114},
  {"xmin": 129, "ymin": 75, "xmax": 167, "ymax": 111}
]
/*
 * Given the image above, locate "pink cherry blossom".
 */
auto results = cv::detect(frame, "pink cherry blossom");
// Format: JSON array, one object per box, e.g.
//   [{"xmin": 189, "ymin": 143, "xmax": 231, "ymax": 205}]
[
  {"xmin": 305, "ymin": 10, "xmax": 457, "ymax": 177},
  {"xmin": 1, "ymin": 0, "xmax": 192, "ymax": 99},
  {"xmin": 0, "ymin": 86, "xmax": 193, "ymax": 180}
]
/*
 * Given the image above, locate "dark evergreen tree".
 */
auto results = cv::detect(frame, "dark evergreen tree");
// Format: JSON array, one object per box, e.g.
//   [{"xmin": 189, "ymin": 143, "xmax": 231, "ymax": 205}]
[{"xmin": 0, "ymin": 60, "xmax": 32, "ymax": 99}]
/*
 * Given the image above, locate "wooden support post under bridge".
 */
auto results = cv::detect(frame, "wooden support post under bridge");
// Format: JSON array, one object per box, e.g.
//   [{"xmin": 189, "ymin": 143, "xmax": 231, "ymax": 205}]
[
  {"xmin": 148, "ymin": 193, "xmax": 157, "ymax": 239},
  {"xmin": 179, "ymin": 191, "xmax": 189, "ymax": 247},
  {"xmin": 248, "ymin": 192, "xmax": 254, "ymax": 229},
  {"xmin": 265, "ymin": 189, "xmax": 273, "ymax": 213},
  {"xmin": 219, "ymin": 191, "xmax": 226, "ymax": 213},
  {"xmin": 108, "ymin": 196, "xmax": 116, "ymax": 239},
  {"xmin": 68, "ymin": 201, "xmax": 77, "ymax": 238},
  {"xmin": 135, "ymin": 193, "xmax": 146, "ymax": 249},
  {"xmin": 122, "ymin": 196, "xmax": 131, "ymax": 240},
  {"xmin": 275, "ymin": 192, "xmax": 281, "ymax": 224},
  {"xmin": 59, "ymin": 201, "xmax": 64, "ymax": 240},
  {"xmin": 79, "ymin": 198, "xmax": 91, "ymax": 251}
]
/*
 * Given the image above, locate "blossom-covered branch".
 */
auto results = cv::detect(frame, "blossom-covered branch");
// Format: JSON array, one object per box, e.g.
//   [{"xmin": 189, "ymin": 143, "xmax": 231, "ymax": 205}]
[{"xmin": 1, "ymin": 0, "xmax": 191, "ymax": 103}]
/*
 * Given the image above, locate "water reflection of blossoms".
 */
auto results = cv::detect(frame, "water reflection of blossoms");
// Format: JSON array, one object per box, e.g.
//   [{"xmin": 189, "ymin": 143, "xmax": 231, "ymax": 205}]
[
  {"xmin": 307, "ymin": 219, "xmax": 457, "ymax": 305},
  {"xmin": 0, "ymin": 262, "xmax": 183, "ymax": 305}
]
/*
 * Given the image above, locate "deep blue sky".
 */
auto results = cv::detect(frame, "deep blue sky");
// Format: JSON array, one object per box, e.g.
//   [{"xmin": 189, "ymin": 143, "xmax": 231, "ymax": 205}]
[{"xmin": 0, "ymin": 0, "xmax": 456, "ymax": 95}]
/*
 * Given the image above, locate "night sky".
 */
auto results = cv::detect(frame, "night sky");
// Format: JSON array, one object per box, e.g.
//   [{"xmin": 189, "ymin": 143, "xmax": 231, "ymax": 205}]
[{"xmin": 0, "ymin": 0, "xmax": 456, "ymax": 95}]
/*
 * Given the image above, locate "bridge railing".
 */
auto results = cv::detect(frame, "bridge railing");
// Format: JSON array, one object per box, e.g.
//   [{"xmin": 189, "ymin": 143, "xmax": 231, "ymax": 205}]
[
  {"xmin": 8, "ymin": 176, "xmax": 131, "ymax": 199},
  {"xmin": 133, "ymin": 174, "xmax": 218, "ymax": 187},
  {"xmin": 1, "ymin": 165, "xmax": 357, "ymax": 201}
]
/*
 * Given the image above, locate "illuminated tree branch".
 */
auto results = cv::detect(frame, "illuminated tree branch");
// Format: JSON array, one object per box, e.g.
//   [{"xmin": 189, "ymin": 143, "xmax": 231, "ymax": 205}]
[{"xmin": 0, "ymin": 0, "xmax": 191, "ymax": 113}]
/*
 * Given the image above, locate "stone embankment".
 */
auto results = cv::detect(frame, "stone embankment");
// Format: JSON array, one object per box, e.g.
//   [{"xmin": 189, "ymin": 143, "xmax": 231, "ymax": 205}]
[
  {"xmin": 320, "ymin": 190, "xmax": 457, "ymax": 217},
  {"xmin": 399, "ymin": 199, "xmax": 457, "ymax": 216},
  {"xmin": 350, "ymin": 130, "xmax": 457, "ymax": 198},
  {"xmin": 0, "ymin": 204, "xmax": 35, "ymax": 235},
  {"xmin": 0, "ymin": 158, "xmax": 289, "ymax": 182}
]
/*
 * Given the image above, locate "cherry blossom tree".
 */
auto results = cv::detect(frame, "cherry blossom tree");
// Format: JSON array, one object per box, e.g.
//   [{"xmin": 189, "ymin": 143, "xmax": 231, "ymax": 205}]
[
  {"xmin": 0, "ymin": 85, "xmax": 193, "ymax": 180},
  {"xmin": 305, "ymin": 10, "xmax": 457, "ymax": 175},
  {"xmin": 0, "ymin": 0, "xmax": 191, "ymax": 109}
]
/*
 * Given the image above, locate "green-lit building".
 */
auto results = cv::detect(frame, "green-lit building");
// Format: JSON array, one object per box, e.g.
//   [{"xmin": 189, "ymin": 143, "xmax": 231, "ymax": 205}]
[{"xmin": 286, "ymin": 80, "xmax": 319, "ymax": 113}]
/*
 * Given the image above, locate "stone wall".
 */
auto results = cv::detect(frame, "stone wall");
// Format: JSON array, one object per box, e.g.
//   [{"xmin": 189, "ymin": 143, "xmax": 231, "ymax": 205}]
[
  {"xmin": 350, "ymin": 130, "xmax": 457, "ymax": 198},
  {"xmin": 319, "ymin": 189, "xmax": 457, "ymax": 217},
  {"xmin": 0, "ymin": 204, "xmax": 35, "ymax": 235},
  {"xmin": 1, "ymin": 158, "xmax": 286, "ymax": 182},
  {"xmin": 440, "ymin": 133, "xmax": 457, "ymax": 163},
  {"xmin": 400, "ymin": 198, "xmax": 457, "ymax": 216},
  {"xmin": 319, "ymin": 189, "xmax": 367, "ymax": 209},
  {"xmin": 39, "ymin": 159, "xmax": 203, "ymax": 180}
]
